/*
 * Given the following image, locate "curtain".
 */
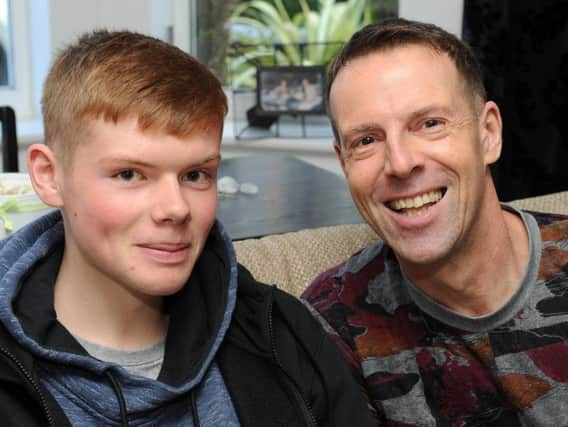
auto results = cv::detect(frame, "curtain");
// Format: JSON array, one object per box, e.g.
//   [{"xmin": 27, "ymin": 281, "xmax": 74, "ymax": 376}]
[{"xmin": 463, "ymin": 0, "xmax": 568, "ymax": 201}]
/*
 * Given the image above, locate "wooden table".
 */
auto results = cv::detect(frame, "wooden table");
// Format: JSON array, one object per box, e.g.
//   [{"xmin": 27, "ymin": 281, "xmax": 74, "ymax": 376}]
[{"xmin": 217, "ymin": 154, "xmax": 363, "ymax": 240}]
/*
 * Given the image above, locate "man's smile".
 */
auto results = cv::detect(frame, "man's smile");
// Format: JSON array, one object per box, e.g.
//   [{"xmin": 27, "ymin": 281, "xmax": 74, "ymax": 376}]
[{"xmin": 387, "ymin": 189, "xmax": 445, "ymax": 217}]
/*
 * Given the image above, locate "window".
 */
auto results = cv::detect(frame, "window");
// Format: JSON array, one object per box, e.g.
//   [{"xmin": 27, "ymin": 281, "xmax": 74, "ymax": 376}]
[
  {"xmin": 193, "ymin": 0, "xmax": 398, "ymax": 88},
  {"xmin": 0, "ymin": 0, "xmax": 12, "ymax": 87},
  {"xmin": 1, "ymin": 0, "xmax": 36, "ymax": 121}
]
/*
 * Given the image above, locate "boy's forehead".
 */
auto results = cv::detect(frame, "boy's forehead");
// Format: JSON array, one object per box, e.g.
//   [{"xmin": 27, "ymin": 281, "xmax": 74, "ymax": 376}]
[
  {"xmin": 80, "ymin": 114, "xmax": 222, "ymax": 141},
  {"xmin": 60, "ymin": 115, "xmax": 221, "ymax": 166}
]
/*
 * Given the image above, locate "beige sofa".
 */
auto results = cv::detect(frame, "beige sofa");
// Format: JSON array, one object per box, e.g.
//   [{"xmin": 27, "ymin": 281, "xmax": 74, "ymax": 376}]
[{"xmin": 234, "ymin": 191, "xmax": 568, "ymax": 297}]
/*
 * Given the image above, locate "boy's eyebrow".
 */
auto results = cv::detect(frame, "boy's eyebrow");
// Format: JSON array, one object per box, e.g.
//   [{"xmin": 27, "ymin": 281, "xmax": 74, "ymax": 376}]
[
  {"xmin": 101, "ymin": 157, "xmax": 153, "ymax": 168},
  {"xmin": 196, "ymin": 154, "xmax": 222, "ymax": 166},
  {"xmin": 101, "ymin": 153, "xmax": 222, "ymax": 168}
]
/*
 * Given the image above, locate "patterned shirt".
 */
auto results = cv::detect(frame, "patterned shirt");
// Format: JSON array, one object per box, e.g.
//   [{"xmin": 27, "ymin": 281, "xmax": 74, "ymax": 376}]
[{"xmin": 302, "ymin": 210, "xmax": 568, "ymax": 426}]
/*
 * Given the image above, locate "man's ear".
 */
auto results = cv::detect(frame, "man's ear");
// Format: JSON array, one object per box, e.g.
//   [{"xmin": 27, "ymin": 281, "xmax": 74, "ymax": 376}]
[
  {"xmin": 479, "ymin": 101, "xmax": 503, "ymax": 166},
  {"xmin": 333, "ymin": 141, "xmax": 348, "ymax": 175},
  {"xmin": 27, "ymin": 144, "xmax": 64, "ymax": 207}
]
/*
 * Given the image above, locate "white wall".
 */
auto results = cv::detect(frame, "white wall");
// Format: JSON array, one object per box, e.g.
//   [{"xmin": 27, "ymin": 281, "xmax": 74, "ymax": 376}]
[
  {"xmin": 399, "ymin": 0, "xmax": 464, "ymax": 37},
  {"xmin": 49, "ymin": 0, "xmax": 152, "ymax": 53},
  {"xmin": 16, "ymin": 0, "xmax": 181, "ymax": 139}
]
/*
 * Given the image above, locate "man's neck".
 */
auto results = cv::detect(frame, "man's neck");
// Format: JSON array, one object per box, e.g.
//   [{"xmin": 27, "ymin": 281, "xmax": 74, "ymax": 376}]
[
  {"xmin": 400, "ymin": 205, "xmax": 529, "ymax": 317},
  {"xmin": 54, "ymin": 248, "xmax": 168, "ymax": 351}
]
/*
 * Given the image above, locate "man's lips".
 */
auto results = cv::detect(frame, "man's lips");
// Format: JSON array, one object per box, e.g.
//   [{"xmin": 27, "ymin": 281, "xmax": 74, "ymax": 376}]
[{"xmin": 387, "ymin": 189, "xmax": 446, "ymax": 213}]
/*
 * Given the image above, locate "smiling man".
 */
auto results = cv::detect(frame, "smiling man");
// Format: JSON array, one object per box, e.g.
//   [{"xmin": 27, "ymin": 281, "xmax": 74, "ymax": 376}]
[
  {"xmin": 302, "ymin": 18, "xmax": 568, "ymax": 425},
  {"xmin": 0, "ymin": 30, "xmax": 374, "ymax": 426}
]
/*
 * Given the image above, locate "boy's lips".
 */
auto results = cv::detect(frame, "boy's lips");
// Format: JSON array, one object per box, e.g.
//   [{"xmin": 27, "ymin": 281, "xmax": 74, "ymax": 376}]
[
  {"xmin": 137, "ymin": 242, "xmax": 192, "ymax": 263},
  {"xmin": 139, "ymin": 242, "xmax": 191, "ymax": 251}
]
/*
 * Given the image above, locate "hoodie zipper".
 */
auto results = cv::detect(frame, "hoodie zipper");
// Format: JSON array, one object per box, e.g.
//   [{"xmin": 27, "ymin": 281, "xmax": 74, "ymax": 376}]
[
  {"xmin": 0, "ymin": 345, "xmax": 56, "ymax": 427},
  {"xmin": 267, "ymin": 297, "xmax": 318, "ymax": 427}
]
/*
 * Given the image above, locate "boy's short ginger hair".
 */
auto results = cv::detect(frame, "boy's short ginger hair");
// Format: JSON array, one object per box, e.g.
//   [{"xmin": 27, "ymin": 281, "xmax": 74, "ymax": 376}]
[{"xmin": 42, "ymin": 30, "xmax": 227, "ymax": 165}]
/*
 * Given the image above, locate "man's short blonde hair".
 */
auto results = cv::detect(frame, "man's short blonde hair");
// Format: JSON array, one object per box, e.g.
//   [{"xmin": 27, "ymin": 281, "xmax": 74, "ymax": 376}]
[{"xmin": 42, "ymin": 30, "xmax": 227, "ymax": 165}]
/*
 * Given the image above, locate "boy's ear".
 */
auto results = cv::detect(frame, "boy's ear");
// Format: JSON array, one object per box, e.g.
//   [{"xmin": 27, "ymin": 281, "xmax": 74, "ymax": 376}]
[
  {"xmin": 27, "ymin": 144, "xmax": 64, "ymax": 207},
  {"xmin": 479, "ymin": 101, "xmax": 503, "ymax": 166}
]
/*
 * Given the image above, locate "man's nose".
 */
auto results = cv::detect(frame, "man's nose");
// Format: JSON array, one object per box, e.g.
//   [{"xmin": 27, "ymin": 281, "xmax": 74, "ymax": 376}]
[
  {"xmin": 151, "ymin": 177, "xmax": 191, "ymax": 224},
  {"xmin": 383, "ymin": 135, "xmax": 423, "ymax": 179}
]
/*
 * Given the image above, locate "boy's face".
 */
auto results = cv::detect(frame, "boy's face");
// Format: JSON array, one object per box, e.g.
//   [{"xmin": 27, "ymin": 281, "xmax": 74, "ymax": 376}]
[{"xmin": 56, "ymin": 116, "xmax": 221, "ymax": 297}]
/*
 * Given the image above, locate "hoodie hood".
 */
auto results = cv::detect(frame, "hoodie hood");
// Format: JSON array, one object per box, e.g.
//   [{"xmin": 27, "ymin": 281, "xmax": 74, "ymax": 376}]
[{"xmin": 0, "ymin": 210, "xmax": 239, "ymax": 417}]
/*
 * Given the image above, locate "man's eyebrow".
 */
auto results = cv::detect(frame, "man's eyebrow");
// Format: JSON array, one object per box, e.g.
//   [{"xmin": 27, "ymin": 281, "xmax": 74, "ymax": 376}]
[
  {"xmin": 408, "ymin": 105, "xmax": 453, "ymax": 121},
  {"xmin": 342, "ymin": 122, "xmax": 383, "ymax": 140}
]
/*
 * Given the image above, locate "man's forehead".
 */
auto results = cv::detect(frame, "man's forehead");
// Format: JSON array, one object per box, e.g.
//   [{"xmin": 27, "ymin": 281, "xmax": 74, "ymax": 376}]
[
  {"xmin": 330, "ymin": 45, "xmax": 462, "ymax": 110},
  {"xmin": 334, "ymin": 43, "xmax": 453, "ymax": 81}
]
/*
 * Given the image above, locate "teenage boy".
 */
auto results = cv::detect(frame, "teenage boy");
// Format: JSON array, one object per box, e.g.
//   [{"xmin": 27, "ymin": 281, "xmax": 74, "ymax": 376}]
[
  {"xmin": 302, "ymin": 18, "xmax": 568, "ymax": 425},
  {"xmin": 0, "ymin": 30, "xmax": 374, "ymax": 426}
]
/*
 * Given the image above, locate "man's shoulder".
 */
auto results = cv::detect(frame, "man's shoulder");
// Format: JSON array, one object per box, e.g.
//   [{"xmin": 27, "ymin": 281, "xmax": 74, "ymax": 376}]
[
  {"xmin": 302, "ymin": 240, "xmax": 390, "ymax": 306},
  {"xmin": 533, "ymin": 211, "xmax": 568, "ymax": 241},
  {"xmin": 531, "ymin": 211, "xmax": 568, "ymax": 282}
]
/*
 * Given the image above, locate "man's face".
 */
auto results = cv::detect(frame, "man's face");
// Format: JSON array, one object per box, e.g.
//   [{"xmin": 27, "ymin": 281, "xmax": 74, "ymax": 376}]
[
  {"xmin": 330, "ymin": 45, "xmax": 501, "ymax": 271},
  {"xmin": 57, "ymin": 116, "xmax": 220, "ymax": 298}
]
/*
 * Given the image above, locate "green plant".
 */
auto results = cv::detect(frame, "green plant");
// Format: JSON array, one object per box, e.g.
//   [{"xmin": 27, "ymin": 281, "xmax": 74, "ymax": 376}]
[{"xmin": 228, "ymin": 0, "xmax": 377, "ymax": 88}]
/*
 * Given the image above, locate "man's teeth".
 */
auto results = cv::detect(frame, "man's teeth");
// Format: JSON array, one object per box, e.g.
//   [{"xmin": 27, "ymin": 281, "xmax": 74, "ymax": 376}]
[{"xmin": 389, "ymin": 190, "xmax": 443, "ymax": 211}]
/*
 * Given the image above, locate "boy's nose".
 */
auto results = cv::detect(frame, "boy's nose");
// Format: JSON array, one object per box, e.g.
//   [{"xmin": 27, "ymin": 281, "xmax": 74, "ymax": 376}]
[{"xmin": 151, "ymin": 178, "xmax": 191, "ymax": 224}]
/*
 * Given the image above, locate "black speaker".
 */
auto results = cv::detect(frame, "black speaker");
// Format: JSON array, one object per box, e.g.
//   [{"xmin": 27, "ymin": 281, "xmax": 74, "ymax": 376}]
[
  {"xmin": 0, "ymin": 106, "xmax": 19, "ymax": 172},
  {"xmin": 246, "ymin": 106, "xmax": 278, "ymax": 129}
]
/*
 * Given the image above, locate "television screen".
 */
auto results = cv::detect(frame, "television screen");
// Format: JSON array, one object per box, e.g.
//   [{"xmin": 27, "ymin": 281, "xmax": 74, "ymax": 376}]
[{"xmin": 256, "ymin": 65, "xmax": 326, "ymax": 114}]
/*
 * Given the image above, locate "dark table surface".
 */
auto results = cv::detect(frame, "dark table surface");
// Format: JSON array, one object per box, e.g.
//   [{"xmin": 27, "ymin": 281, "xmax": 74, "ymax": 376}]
[{"xmin": 217, "ymin": 154, "xmax": 363, "ymax": 240}]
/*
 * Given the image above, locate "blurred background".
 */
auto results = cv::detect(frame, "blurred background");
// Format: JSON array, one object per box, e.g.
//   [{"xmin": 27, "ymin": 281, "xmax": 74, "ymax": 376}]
[{"xmin": 1, "ymin": 0, "xmax": 566, "ymax": 201}]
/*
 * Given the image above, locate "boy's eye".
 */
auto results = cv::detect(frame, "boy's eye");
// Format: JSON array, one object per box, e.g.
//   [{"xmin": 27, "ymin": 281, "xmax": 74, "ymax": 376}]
[
  {"xmin": 183, "ymin": 170, "xmax": 215, "ymax": 189},
  {"xmin": 184, "ymin": 170, "xmax": 205, "ymax": 182},
  {"xmin": 116, "ymin": 169, "xmax": 142, "ymax": 181}
]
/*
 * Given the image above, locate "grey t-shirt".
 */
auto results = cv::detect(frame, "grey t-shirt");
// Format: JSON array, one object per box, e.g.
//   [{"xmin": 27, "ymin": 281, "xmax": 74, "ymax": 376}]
[
  {"xmin": 401, "ymin": 207, "xmax": 541, "ymax": 332},
  {"xmin": 75, "ymin": 335, "xmax": 165, "ymax": 380}
]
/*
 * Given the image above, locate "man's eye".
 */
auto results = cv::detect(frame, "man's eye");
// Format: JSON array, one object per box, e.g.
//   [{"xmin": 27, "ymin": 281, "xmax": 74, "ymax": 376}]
[
  {"xmin": 423, "ymin": 118, "xmax": 443, "ymax": 128},
  {"xmin": 360, "ymin": 136, "xmax": 376, "ymax": 146},
  {"xmin": 116, "ymin": 169, "xmax": 141, "ymax": 181}
]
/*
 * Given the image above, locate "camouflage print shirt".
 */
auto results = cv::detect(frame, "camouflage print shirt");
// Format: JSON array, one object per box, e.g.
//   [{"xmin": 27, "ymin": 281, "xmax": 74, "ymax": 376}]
[{"xmin": 302, "ymin": 209, "xmax": 568, "ymax": 426}]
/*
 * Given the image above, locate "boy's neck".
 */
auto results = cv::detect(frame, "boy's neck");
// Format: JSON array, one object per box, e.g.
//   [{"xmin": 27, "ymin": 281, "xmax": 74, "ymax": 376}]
[{"xmin": 54, "ymin": 249, "xmax": 168, "ymax": 351}]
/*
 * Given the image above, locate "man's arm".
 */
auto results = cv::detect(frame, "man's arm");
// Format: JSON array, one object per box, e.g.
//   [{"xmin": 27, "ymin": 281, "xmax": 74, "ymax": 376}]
[{"xmin": 301, "ymin": 267, "xmax": 380, "ymax": 423}]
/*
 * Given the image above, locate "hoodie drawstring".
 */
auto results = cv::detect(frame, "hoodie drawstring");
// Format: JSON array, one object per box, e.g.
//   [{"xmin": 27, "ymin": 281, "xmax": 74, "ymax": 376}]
[
  {"xmin": 191, "ymin": 390, "xmax": 201, "ymax": 427},
  {"xmin": 105, "ymin": 370, "xmax": 130, "ymax": 427}
]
